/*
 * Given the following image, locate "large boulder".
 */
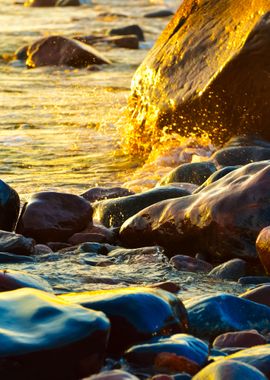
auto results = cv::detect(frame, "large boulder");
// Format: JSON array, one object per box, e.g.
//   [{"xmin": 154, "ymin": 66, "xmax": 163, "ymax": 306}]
[
  {"xmin": 0, "ymin": 180, "xmax": 20, "ymax": 231},
  {"xmin": 16, "ymin": 191, "xmax": 92, "ymax": 243},
  {"xmin": 120, "ymin": 161, "xmax": 270, "ymax": 261},
  {"xmin": 126, "ymin": 0, "xmax": 270, "ymax": 155},
  {"xmin": 0, "ymin": 288, "xmax": 109, "ymax": 379},
  {"xmin": 26, "ymin": 36, "xmax": 110, "ymax": 68}
]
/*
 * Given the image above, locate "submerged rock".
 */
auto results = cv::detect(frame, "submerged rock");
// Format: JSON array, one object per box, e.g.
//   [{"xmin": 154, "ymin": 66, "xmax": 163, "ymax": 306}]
[
  {"xmin": 208, "ymin": 259, "xmax": 247, "ymax": 281},
  {"xmin": 0, "ymin": 269, "xmax": 53, "ymax": 292},
  {"xmin": 16, "ymin": 191, "xmax": 92, "ymax": 243},
  {"xmin": 170, "ymin": 255, "xmax": 213, "ymax": 273},
  {"xmin": 127, "ymin": 0, "xmax": 270, "ymax": 155},
  {"xmin": 0, "ymin": 180, "xmax": 20, "ymax": 232},
  {"xmin": 60, "ymin": 287, "xmax": 188, "ymax": 353},
  {"xmin": 0, "ymin": 288, "xmax": 109, "ymax": 379},
  {"xmin": 24, "ymin": 0, "xmax": 80, "ymax": 6},
  {"xmin": 81, "ymin": 187, "xmax": 134, "ymax": 203},
  {"xmin": 26, "ymin": 36, "xmax": 110, "ymax": 68},
  {"xmin": 213, "ymin": 330, "xmax": 267, "ymax": 349},
  {"xmin": 0, "ymin": 230, "xmax": 35, "ymax": 255},
  {"xmin": 109, "ymin": 25, "xmax": 144, "ymax": 42},
  {"xmin": 144, "ymin": 9, "xmax": 174, "ymax": 18},
  {"xmin": 120, "ymin": 161, "xmax": 270, "ymax": 260}
]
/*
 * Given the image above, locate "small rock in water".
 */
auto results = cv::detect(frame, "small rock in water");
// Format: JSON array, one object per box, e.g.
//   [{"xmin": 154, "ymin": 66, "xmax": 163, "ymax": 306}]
[
  {"xmin": 81, "ymin": 186, "xmax": 134, "ymax": 203},
  {"xmin": 240, "ymin": 284, "xmax": 270, "ymax": 307},
  {"xmin": 170, "ymin": 255, "xmax": 213, "ymax": 273},
  {"xmin": 208, "ymin": 259, "xmax": 247, "ymax": 281},
  {"xmin": 238, "ymin": 276, "xmax": 270, "ymax": 285},
  {"xmin": 0, "ymin": 269, "xmax": 53, "ymax": 292},
  {"xmin": 24, "ymin": 0, "xmax": 80, "ymax": 6},
  {"xmin": 213, "ymin": 330, "xmax": 267, "ymax": 349},
  {"xmin": 0, "ymin": 230, "xmax": 35, "ymax": 255},
  {"xmin": 14, "ymin": 44, "xmax": 28, "ymax": 60},
  {"xmin": 84, "ymin": 370, "xmax": 140, "ymax": 380},
  {"xmin": 0, "ymin": 180, "xmax": 20, "ymax": 232},
  {"xmin": 144, "ymin": 9, "xmax": 174, "ymax": 18},
  {"xmin": 148, "ymin": 281, "xmax": 180, "ymax": 293},
  {"xmin": 34, "ymin": 243, "xmax": 54, "ymax": 255},
  {"xmin": 109, "ymin": 25, "xmax": 144, "ymax": 42}
]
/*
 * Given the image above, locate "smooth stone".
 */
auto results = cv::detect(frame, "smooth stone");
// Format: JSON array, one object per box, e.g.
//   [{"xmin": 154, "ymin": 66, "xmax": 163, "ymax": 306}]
[
  {"xmin": 238, "ymin": 276, "xmax": 270, "ymax": 285},
  {"xmin": 125, "ymin": 334, "xmax": 208, "ymax": 369},
  {"xmin": 24, "ymin": 0, "xmax": 80, "ymax": 6},
  {"xmin": 208, "ymin": 259, "xmax": 247, "ymax": 281},
  {"xmin": 60, "ymin": 287, "xmax": 189, "ymax": 353},
  {"xmin": 84, "ymin": 370, "xmax": 140, "ymax": 380},
  {"xmin": 148, "ymin": 281, "xmax": 180, "ymax": 293},
  {"xmin": 185, "ymin": 293, "xmax": 270, "ymax": 340},
  {"xmin": 0, "ymin": 252, "xmax": 34, "ymax": 263},
  {"xmin": 127, "ymin": 0, "xmax": 270, "ymax": 155},
  {"xmin": 154, "ymin": 352, "xmax": 200, "ymax": 375},
  {"xmin": 256, "ymin": 227, "xmax": 270, "ymax": 274},
  {"xmin": 195, "ymin": 166, "xmax": 239, "ymax": 192},
  {"xmin": 226, "ymin": 345, "xmax": 270, "ymax": 378},
  {"xmin": 193, "ymin": 360, "xmax": 267, "ymax": 380},
  {"xmin": 0, "ymin": 269, "xmax": 53, "ymax": 292},
  {"xmin": 108, "ymin": 246, "xmax": 166, "ymax": 263},
  {"xmin": 94, "ymin": 186, "xmax": 190, "ymax": 228},
  {"xmin": 109, "ymin": 25, "xmax": 144, "ymax": 42},
  {"xmin": 173, "ymin": 375, "xmax": 192, "ymax": 380},
  {"xmin": 240, "ymin": 284, "xmax": 270, "ymax": 307},
  {"xmin": 225, "ymin": 136, "xmax": 270, "ymax": 149},
  {"xmin": 14, "ymin": 44, "xmax": 28, "ymax": 60},
  {"xmin": 68, "ymin": 232, "xmax": 107, "ymax": 245},
  {"xmin": 213, "ymin": 330, "xmax": 267, "ymax": 349},
  {"xmin": 212, "ymin": 146, "xmax": 270, "ymax": 167},
  {"xmin": 16, "ymin": 191, "xmax": 92, "ymax": 243},
  {"xmin": 0, "ymin": 180, "xmax": 20, "ymax": 231},
  {"xmin": 144, "ymin": 9, "xmax": 174, "ymax": 18},
  {"xmin": 26, "ymin": 36, "xmax": 110, "ymax": 68},
  {"xmin": 34, "ymin": 244, "xmax": 54, "ymax": 255},
  {"xmin": 151, "ymin": 376, "xmax": 174, "ymax": 380},
  {"xmin": 159, "ymin": 162, "xmax": 216, "ymax": 186},
  {"xmin": 81, "ymin": 186, "xmax": 134, "ymax": 203},
  {"xmin": 108, "ymin": 35, "xmax": 139, "ymax": 49},
  {"xmin": 47, "ymin": 242, "xmax": 71, "ymax": 251},
  {"xmin": 170, "ymin": 255, "xmax": 213, "ymax": 273},
  {"xmin": 120, "ymin": 161, "xmax": 270, "ymax": 260},
  {"xmin": 0, "ymin": 288, "xmax": 109, "ymax": 379},
  {"xmin": 0, "ymin": 230, "xmax": 35, "ymax": 255}
]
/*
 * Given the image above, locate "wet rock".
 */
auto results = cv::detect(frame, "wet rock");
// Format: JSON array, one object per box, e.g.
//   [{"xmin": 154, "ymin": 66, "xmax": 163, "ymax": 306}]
[
  {"xmin": 108, "ymin": 246, "xmax": 167, "ymax": 265},
  {"xmin": 212, "ymin": 146, "xmax": 270, "ymax": 168},
  {"xmin": 0, "ymin": 252, "xmax": 34, "ymax": 263},
  {"xmin": 68, "ymin": 232, "xmax": 106, "ymax": 245},
  {"xmin": 125, "ymin": 334, "xmax": 208, "ymax": 371},
  {"xmin": 154, "ymin": 353, "xmax": 200, "ymax": 375},
  {"xmin": 94, "ymin": 186, "xmax": 190, "ymax": 228},
  {"xmin": 127, "ymin": 0, "xmax": 270, "ymax": 155},
  {"xmin": 0, "ymin": 180, "xmax": 20, "ymax": 232},
  {"xmin": 240, "ymin": 284, "xmax": 270, "ymax": 307},
  {"xmin": 60, "ymin": 287, "xmax": 188, "ymax": 353},
  {"xmin": 160, "ymin": 182, "xmax": 198, "ymax": 193},
  {"xmin": 109, "ymin": 25, "xmax": 144, "ymax": 42},
  {"xmin": 16, "ymin": 191, "xmax": 92, "ymax": 243},
  {"xmin": 14, "ymin": 44, "xmax": 28, "ymax": 60},
  {"xmin": 75, "ymin": 35, "xmax": 139, "ymax": 49},
  {"xmin": 47, "ymin": 242, "xmax": 71, "ymax": 251},
  {"xmin": 193, "ymin": 360, "xmax": 267, "ymax": 380},
  {"xmin": 185, "ymin": 293, "xmax": 270, "ymax": 340},
  {"xmin": 34, "ymin": 244, "xmax": 54, "ymax": 255},
  {"xmin": 120, "ymin": 161, "xmax": 270, "ymax": 260},
  {"xmin": 225, "ymin": 136, "xmax": 270, "ymax": 149},
  {"xmin": 238, "ymin": 276, "xmax": 270, "ymax": 285},
  {"xmin": 81, "ymin": 186, "xmax": 134, "ymax": 203},
  {"xmin": 159, "ymin": 162, "xmax": 216, "ymax": 186},
  {"xmin": 0, "ymin": 288, "xmax": 109, "ymax": 379},
  {"xmin": 148, "ymin": 281, "xmax": 180, "ymax": 293},
  {"xmin": 256, "ymin": 226, "xmax": 270, "ymax": 274},
  {"xmin": 213, "ymin": 330, "xmax": 267, "ymax": 349},
  {"xmin": 0, "ymin": 269, "xmax": 53, "ymax": 292},
  {"xmin": 0, "ymin": 230, "xmax": 35, "ymax": 255},
  {"xmin": 195, "ymin": 166, "xmax": 239, "ymax": 192},
  {"xmin": 208, "ymin": 259, "xmax": 247, "ymax": 281},
  {"xmin": 26, "ymin": 36, "xmax": 110, "ymax": 68},
  {"xmin": 84, "ymin": 370, "xmax": 140, "ymax": 380},
  {"xmin": 226, "ymin": 345, "xmax": 270, "ymax": 378},
  {"xmin": 24, "ymin": 0, "xmax": 80, "ymax": 6},
  {"xmin": 144, "ymin": 9, "xmax": 174, "ymax": 18},
  {"xmin": 108, "ymin": 35, "xmax": 139, "ymax": 49},
  {"xmin": 170, "ymin": 255, "xmax": 213, "ymax": 273}
]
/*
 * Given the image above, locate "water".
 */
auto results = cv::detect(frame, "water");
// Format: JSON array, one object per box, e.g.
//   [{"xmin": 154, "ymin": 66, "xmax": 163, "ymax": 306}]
[{"xmin": 0, "ymin": 0, "xmax": 246, "ymax": 298}]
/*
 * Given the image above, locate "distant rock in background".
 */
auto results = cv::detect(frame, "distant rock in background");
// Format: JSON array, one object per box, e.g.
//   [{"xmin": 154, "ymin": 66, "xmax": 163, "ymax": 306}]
[
  {"xmin": 24, "ymin": 0, "xmax": 81, "ymax": 6},
  {"xmin": 109, "ymin": 25, "xmax": 145, "ymax": 42}
]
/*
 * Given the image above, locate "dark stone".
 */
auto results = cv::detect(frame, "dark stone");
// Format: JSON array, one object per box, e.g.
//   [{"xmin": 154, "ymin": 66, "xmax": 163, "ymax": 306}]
[
  {"xmin": 144, "ymin": 9, "xmax": 174, "ymax": 18},
  {"xmin": 213, "ymin": 330, "xmax": 267, "ymax": 349},
  {"xmin": 208, "ymin": 259, "xmax": 247, "ymax": 281},
  {"xmin": 109, "ymin": 25, "xmax": 144, "ymax": 42},
  {"xmin": 60, "ymin": 287, "xmax": 188, "ymax": 354},
  {"xmin": 107, "ymin": 35, "xmax": 139, "ymax": 49},
  {"xmin": 159, "ymin": 162, "xmax": 216, "ymax": 186},
  {"xmin": 195, "ymin": 166, "xmax": 239, "ymax": 192},
  {"xmin": 120, "ymin": 161, "xmax": 270, "ymax": 261},
  {"xmin": 24, "ymin": 0, "xmax": 80, "ymax": 6},
  {"xmin": 47, "ymin": 242, "xmax": 71, "ymax": 251},
  {"xmin": 240, "ymin": 284, "xmax": 270, "ymax": 307},
  {"xmin": 127, "ymin": 0, "xmax": 270, "ymax": 156},
  {"xmin": 26, "ymin": 36, "xmax": 110, "ymax": 68},
  {"xmin": 81, "ymin": 186, "xmax": 134, "ymax": 203},
  {"xmin": 170, "ymin": 255, "xmax": 213, "ymax": 273},
  {"xmin": 193, "ymin": 360, "xmax": 267, "ymax": 380},
  {"xmin": 211, "ymin": 146, "xmax": 270, "ymax": 167},
  {"xmin": 0, "ymin": 180, "xmax": 20, "ymax": 232},
  {"xmin": 0, "ymin": 230, "xmax": 35, "ymax": 255},
  {"xmin": 94, "ymin": 186, "xmax": 190, "ymax": 228},
  {"xmin": 0, "ymin": 269, "xmax": 53, "ymax": 292},
  {"xmin": 185, "ymin": 293, "xmax": 270, "ymax": 340},
  {"xmin": 86, "ymin": 370, "xmax": 140, "ymax": 380},
  {"xmin": 148, "ymin": 281, "xmax": 180, "ymax": 293},
  {"xmin": 0, "ymin": 252, "xmax": 34, "ymax": 263},
  {"xmin": 238, "ymin": 276, "xmax": 270, "ymax": 285},
  {"xmin": 0, "ymin": 288, "xmax": 110, "ymax": 379},
  {"xmin": 256, "ymin": 226, "xmax": 270, "ymax": 274},
  {"xmin": 16, "ymin": 191, "xmax": 92, "ymax": 243},
  {"xmin": 224, "ymin": 136, "xmax": 270, "ymax": 149},
  {"xmin": 14, "ymin": 45, "xmax": 28, "ymax": 61},
  {"xmin": 108, "ymin": 246, "xmax": 166, "ymax": 264}
]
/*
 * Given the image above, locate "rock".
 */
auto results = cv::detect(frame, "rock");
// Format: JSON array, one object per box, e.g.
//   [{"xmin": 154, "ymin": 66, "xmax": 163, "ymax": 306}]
[
  {"xmin": 151, "ymin": 376, "xmax": 174, "ymax": 380},
  {"xmin": 238, "ymin": 276, "xmax": 270, "ymax": 285},
  {"xmin": 0, "ymin": 288, "xmax": 109, "ymax": 379},
  {"xmin": 26, "ymin": 36, "xmax": 110, "ymax": 68},
  {"xmin": 170, "ymin": 255, "xmax": 213, "ymax": 273},
  {"xmin": 60, "ymin": 287, "xmax": 188, "ymax": 353},
  {"xmin": 24, "ymin": 0, "xmax": 80, "ymax": 6},
  {"xmin": 148, "ymin": 281, "xmax": 180, "ymax": 293},
  {"xmin": 225, "ymin": 136, "xmax": 270, "ymax": 149},
  {"xmin": 47, "ymin": 242, "xmax": 71, "ymax": 251},
  {"xmin": 213, "ymin": 330, "xmax": 267, "ymax": 349},
  {"xmin": 159, "ymin": 162, "xmax": 216, "ymax": 186},
  {"xmin": 34, "ymin": 243, "xmax": 54, "ymax": 255},
  {"xmin": 0, "ymin": 180, "xmax": 20, "ymax": 232},
  {"xmin": 195, "ymin": 166, "xmax": 239, "ymax": 192},
  {"xmin": 225, "ymin": 345, "xmax": 270, "ymax": 378},
  {"xmin": 144, "ymin": 9, "xmax": 174, "ymax": 18},
  {"xmin": 193, "ymin": 360, "xmax": 267, "ymax": 380},
  {"xmin": 16, "ymin": 191, "xmax": 92, "ymax": 243},
  {"xmin": 208, "ymin": 259, "xmax": 247, "ymax": 281},
  {"xmin": 159, "ymin": 182, "xmax": 199, "ymax": 193},
  {"xmin": 109, "ymin": 25, "xmax": 144, "ymax": 42},
  {"xmin": 108, "ymin": 35, "xmax": 139, "ymax": 49},
  {"xmin": 0, "ymin": 252, "xmax": 34, "ymax": 263},
  {"xmin": 185, "ymin": 293, "xmax": 270, "ymax": 340},
  {"xmin": 94, "ymin": 186, "xmax": 190, "ymax": 228},
  {"xmin": 127, "ymin": 0, "xmax": 270, "ymax": 156},
  {"xmin": 154, "ymin": 353, "xmax": 200, "ymax": 375},
  {"xmin": 81, "ymin": 186, "xmax": 134, "ymax": 203},
  {"xmin": 240, "ymin": 284, "xmax": 270, "ymax": 307},
  {"xmin": 14, "ymin": 44, "xmax": 28, "ymax": 60},
  {"xmin": 212, "ymin": 146, "xmax": 270, "ymax": 168},
  {"xmin": 0, "ymin": 230, "xmax": 35, "ymax": 255},
  {"xmin": 120, "ymin": 161, "xmax": 270, "ymax": 260},
  {"xmin": 0, "ymin": 269, "xmax": 53, "ymax": 292},
  {"xmin": 125, "ymin": 334, "xmax": 208, "ymax": 371},
  {"xmin": 68, "ymin": 221, "xmax": 115, "ymax": 245},
  {"xmin": 256, "ymin": 226, "xmax": 270, "ymax": 274},
  {"xmin": 84, "ymin": 370, "xmax": 140, "ymax": 380}
]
